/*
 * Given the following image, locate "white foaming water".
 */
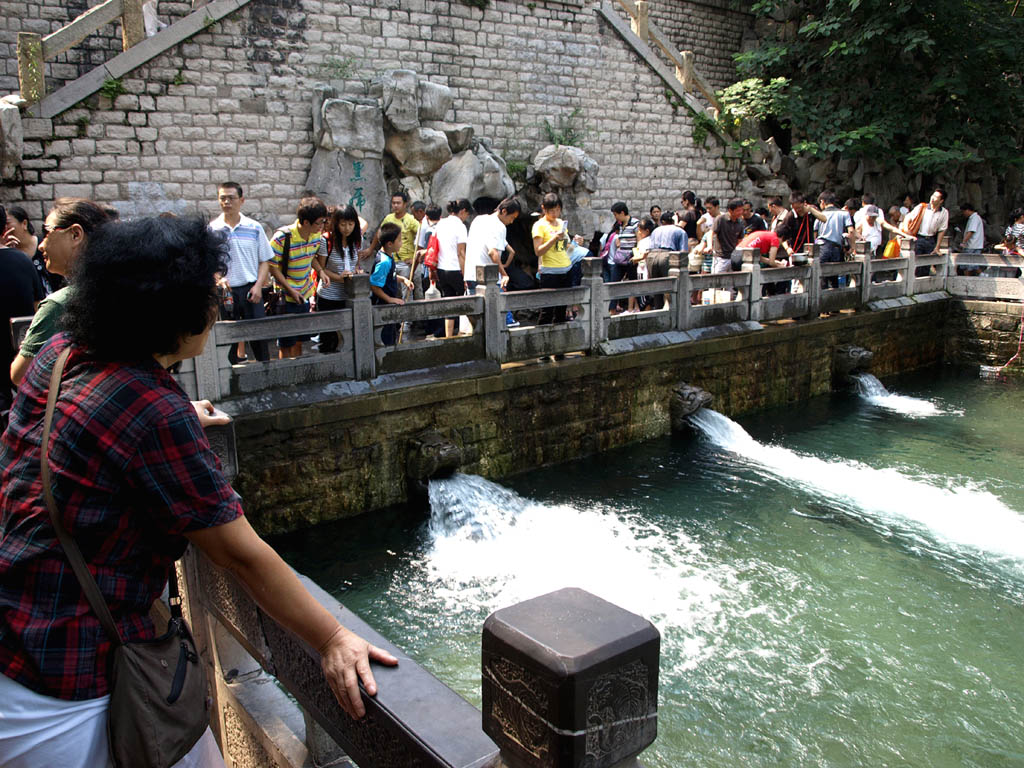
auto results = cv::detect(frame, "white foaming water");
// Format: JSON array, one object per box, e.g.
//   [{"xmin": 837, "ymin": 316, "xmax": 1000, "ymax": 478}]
[
  {"xmin": 426, "ymin": 474, "xmax": 730, "ymax": 669},
  {"xmin": 851, "ymin": 372, "xmax": 946, "ymax": 417},
  {"xmin": 688, "ymin": 408, "xmax": 1024, "ymax": 572}
]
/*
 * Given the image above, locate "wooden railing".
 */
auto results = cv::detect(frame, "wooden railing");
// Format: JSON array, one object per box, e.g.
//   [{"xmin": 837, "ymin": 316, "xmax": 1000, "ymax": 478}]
[
  {"xmin": 612, "ymin": 0, "xmax": 722, "ymax": 116},
  {"xmin": 17, "ymin": 0, "xmax": 144, "ymax": 105}
]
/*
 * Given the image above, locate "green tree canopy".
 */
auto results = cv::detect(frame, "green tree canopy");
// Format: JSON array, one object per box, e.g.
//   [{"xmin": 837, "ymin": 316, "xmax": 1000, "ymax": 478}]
[{"xmin": 733, "ymin": 0, "xmax": 1024, "ymax": 171}]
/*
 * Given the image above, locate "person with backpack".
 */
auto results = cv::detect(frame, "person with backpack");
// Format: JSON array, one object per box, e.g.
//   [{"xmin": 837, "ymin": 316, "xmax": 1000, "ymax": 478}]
[
  {"xmin": 268, "ymin": 197, "xmax": 329, "ymax": 359},
  {"xmin": 369, "ymin": 222, "xmax": 415, "ymax": 346}
]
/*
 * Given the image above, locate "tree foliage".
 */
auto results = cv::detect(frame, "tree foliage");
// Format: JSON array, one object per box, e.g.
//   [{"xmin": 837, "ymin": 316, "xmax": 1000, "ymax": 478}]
[{"xmin": 733, "ymin": 0, "xmax": 1024, "ymax": 170}]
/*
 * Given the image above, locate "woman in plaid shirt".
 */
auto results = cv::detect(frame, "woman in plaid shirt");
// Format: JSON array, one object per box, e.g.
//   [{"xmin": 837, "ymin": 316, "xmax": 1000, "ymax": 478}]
[{"xmin": 0, "ymin": 217, "xmax": 395, "ymax": 766}]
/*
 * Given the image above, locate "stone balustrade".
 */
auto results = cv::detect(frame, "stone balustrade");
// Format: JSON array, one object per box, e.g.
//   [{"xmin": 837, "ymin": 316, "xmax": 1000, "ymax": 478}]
[
  {"xmin": 179, "ymin": 546, "xmax": 660, "ymax": 768},
  {"xmin": 161, "ymin": 245, "xmax": 1021, "ymax": 404},
  {"xmin": 9, "ymin": 245, "xmax": 1022, "ymax": 405}
]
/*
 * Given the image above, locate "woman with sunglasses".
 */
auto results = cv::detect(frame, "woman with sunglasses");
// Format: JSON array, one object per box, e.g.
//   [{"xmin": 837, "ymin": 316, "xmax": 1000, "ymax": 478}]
[
  {"xmin": 0, "ymin": 216, "xmax": 397, "ymax": 767},
  {"xmin": 9, "ymin": 199, "xmax": 110, "ymax": 389}
]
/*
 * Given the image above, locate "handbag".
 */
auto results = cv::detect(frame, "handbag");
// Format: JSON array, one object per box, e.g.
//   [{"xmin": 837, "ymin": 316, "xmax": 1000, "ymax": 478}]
[
  {"xmin": 903, "ymin": 203, "xmax": 926, "ymax": 237},
  {"xmin": 41, "ymin": 347, "xmax": 209, "ymax": 768},
  {"xmin": 265, "ymin": 231, "xmax": 291, "ymax": 316},
  {"xmin": 882, "ymin": 238, "xmax": 901, "ymax": 259},
  {"xmin": 423, "ymin": 233, "xmax": 440, "ymax": 269}
]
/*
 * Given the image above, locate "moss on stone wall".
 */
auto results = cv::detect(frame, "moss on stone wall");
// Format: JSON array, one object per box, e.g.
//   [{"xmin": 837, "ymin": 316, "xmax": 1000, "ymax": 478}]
[{"xmin": 233, "ymin": 301, "xmax": 951, "ymax": 536}]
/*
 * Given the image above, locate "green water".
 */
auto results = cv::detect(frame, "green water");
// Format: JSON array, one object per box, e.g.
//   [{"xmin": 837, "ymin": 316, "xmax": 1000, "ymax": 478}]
[{"xmin": 273, "ymin": 368, "xmax": 1024, "ymax": 767}]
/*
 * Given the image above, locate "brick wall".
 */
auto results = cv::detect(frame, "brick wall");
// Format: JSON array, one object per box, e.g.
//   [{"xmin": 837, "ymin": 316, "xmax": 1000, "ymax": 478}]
[{"xmin": 2, "ymin": 0, "xmax": 742, "ymax": 227}]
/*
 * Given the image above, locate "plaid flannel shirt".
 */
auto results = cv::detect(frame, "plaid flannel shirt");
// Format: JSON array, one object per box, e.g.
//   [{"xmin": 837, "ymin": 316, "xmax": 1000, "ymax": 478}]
[{"xmin": 0, "ymin": 334, "xmax": 242, "ymax": 700}]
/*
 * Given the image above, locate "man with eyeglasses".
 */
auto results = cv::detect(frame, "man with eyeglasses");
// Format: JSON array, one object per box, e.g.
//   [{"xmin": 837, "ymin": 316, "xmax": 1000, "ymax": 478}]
[{"xmin": 209, "ymin": 182, "xmax": 273, "ymax": 363}]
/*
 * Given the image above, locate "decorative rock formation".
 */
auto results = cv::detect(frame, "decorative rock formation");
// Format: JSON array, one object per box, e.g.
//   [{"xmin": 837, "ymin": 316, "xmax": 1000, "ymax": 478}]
[
  {"xmin": 308, "ymin": 86, "xmax": 388, "ymax": 227},
  {"xmin": 526, "ymin": 144, "xmax": 600, "ymax": 236},
  {"xmin": 417, "ymin": 80, "xmax": 453, "ymax": 122},
  {"xmin": 430, "ymin": 142, "xmax": 515, "ymax": 207},
  {"xmin": 379, "ymin": 69, "xmax": 421, "ymax": 132},
  {"xmin": 422, "ymin": 121, "xmax": 474, "ymax": 154},
  {"xmin": 406, "ymin": 429, "xmax": 463, "ymax": 498},
  {"xmin": 385, "ymin": 126, "xmax": 452, "ymax": 178},
  {"xmin": 834, "ymin": 345, "xmax": 874, "ymax": 379},
  {"xmin": 307, "ymin": 70, "xmax": 513, "ymax": 215},
  {"xmin": 669, "ymin": 382, "xmax": 713, "ymax": 431}
]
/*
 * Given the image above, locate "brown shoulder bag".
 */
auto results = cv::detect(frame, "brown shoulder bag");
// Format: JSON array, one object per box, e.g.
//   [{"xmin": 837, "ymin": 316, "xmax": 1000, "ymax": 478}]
[
  {"xmin": 41, "ymin": 347, "xmax": 209, "ymax": 768},
  {"xmin": 903, "ymin": 203, "xmax": 927, "ymax": 236}
]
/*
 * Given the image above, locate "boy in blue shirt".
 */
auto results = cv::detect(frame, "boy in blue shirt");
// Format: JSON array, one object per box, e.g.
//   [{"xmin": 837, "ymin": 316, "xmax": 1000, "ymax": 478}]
[{"xmin": 370, "ymin": 222, "xmax": 415, "ymax": 345}]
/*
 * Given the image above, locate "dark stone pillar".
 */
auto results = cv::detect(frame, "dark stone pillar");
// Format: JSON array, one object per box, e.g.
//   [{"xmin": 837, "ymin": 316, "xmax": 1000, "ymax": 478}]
[{"xmin": 482, "ymin": 587, "xmax": 660, "ymax": 768}]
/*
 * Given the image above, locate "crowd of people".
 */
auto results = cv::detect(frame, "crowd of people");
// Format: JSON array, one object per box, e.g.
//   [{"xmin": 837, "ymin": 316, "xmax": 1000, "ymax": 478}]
[{"xmin": 4, "ymin": 183, "xmax": 1024, "ymax": 379}]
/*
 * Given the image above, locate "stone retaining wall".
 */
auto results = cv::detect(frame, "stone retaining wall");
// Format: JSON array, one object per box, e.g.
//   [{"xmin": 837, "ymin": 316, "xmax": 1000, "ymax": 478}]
[
  {"xmin": 945, "ymin": 299, "xmax": 1024, "ymax": 373},
  {"xmin": 233, "ymin": 301, "xmax": 949, "ymax": 535},
  {"xmin": 2, "ymin": 0, "xmax": 741, "ymax": 225}
]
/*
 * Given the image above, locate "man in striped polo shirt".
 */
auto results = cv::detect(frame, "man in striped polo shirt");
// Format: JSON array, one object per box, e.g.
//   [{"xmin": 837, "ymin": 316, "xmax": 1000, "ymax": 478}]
[
  {"xmin": 269, "ymin": 196, "xmax": 328, "ymax": 359},
  {"xmin": 210, "ymin": 181, "xmax": 274, "ymax": 363}
]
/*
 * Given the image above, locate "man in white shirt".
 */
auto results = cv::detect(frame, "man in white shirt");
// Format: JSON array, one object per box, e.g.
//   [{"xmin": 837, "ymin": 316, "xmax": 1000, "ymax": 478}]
[
  {"xmin": 209, "ymin": 181, "xmax": 273, "ymax": 362},
  {"xmin": 464, "ymin": 198, "xmax": 521, "ymax": 290},
  {"xmin": 959, "ymin": 202, "xmax": 985, "ymax": 253},
  {"xmin": 910, "ymin": 187, "xmax": 949, "ymax": 275},
  {"xmin": 464, "ymin": 198, "xmax": 522, "ymax": 329}
]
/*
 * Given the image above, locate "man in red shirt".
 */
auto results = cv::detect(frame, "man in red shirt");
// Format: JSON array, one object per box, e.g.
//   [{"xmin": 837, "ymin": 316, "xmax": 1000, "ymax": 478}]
[
  {"xmin": 737, "ymin": 229, "xmax": 788, "ymax": 296},
  {"xmin": 738, "ymin": 229, "xmax": 785, "ymax": 266}
]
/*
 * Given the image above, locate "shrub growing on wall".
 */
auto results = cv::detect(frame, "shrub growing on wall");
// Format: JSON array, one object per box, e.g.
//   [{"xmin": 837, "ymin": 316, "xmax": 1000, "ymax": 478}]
[{"xmin": 735, "ymin": 0, "xmax": 1024, "ymax": 172}]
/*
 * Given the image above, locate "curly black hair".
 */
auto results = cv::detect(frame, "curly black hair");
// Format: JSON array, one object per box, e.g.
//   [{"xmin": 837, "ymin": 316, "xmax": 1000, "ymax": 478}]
[{"xmin": 64, "ymin": 216, "xmax": 228, "ymax": 361}]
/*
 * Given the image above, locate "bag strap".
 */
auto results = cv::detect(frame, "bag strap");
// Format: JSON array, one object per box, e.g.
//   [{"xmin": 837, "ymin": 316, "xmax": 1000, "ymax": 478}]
[
  {"xmin": 40, "ymin": 347, "xmax": 185, "ymax": 648},
  {"xmin": 282, "ymin": 231, "xmax": 291, "ymax": 276}
]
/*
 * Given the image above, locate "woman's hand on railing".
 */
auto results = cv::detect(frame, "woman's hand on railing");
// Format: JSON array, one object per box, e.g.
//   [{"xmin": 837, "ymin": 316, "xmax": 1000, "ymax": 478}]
[
  {"xmin": 319, "ymin": 626, "xmax": 399, "ymax": 719},
  {"xmin": 191, "ymin": 399, "xmax": 231, "ymax": 427}
]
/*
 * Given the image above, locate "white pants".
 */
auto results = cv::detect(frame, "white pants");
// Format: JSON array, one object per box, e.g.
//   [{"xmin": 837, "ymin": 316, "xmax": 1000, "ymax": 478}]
[{"xmin": 0, "ymin": 672, "xmax": 224, "ymax": 768}]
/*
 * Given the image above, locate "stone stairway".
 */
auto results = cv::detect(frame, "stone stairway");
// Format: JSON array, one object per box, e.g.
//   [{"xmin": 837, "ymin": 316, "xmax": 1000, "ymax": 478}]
[{"xmin": 28, "ymin": 0, "xmax": 252, "ymax": 120}]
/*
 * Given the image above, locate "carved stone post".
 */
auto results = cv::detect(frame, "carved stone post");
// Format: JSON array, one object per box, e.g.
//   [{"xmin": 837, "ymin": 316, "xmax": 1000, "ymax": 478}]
[
  {"xmin": 345, "ymin": 273, "xmax": 376, "ymax": 380},
  {"xmin": 17, "ymin": 32, "xmax": 44, "ymax": 105},
  {"xmin": 194, "ymin": 330, "xmax": 223, "ymax": 402},
  {"xmin": 901, "ymin": 237, "xmax": 916, "ymax": 297},
  {"xmin": 854, "ymin": 241, "xmax": 871, "ymax": 306},
  {"xmin": 676, "ymin": 50, "xmax": 695, "ymax": 93},
  {"xmin": 482, "ymin": 588, "xmax": 660, "ymax": 768},
  {"xmin": 582, "ymin": 257, "xmax": 607, "ymax": 353},
  {"xmin": 670, "ymin": 264, "xmax": 691, "ymax": 331},
  {"xmin": 631, "ymin": 0, "xmax": 649, "ymax": 42},
  {"xmin": 121, "ymin": 0, "xmax": 145, "ymax": 49},
  {"xmin": 806, "ymin": 243, "xmax": 821, "ymax": 317},
  {"xmin": 477, "ymin": 263, "xmax": 505, "ymax": 363},
  {"xmin": 738, "ymin": 248, "xmax": 760, "ymax": 322}
]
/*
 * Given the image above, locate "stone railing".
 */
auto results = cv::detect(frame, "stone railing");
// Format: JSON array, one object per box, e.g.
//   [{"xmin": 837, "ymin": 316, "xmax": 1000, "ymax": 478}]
[
  {"xmin": 10, "ymin": 244, "xmax": 1022, "ymax": 404},
  {"xmin": 179, "ymin": 546, "xmax": 660, "ymax": 767},
  {"xmin": 171, "ymin": 241, "xmax": 1023, "ymax": 404}
]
